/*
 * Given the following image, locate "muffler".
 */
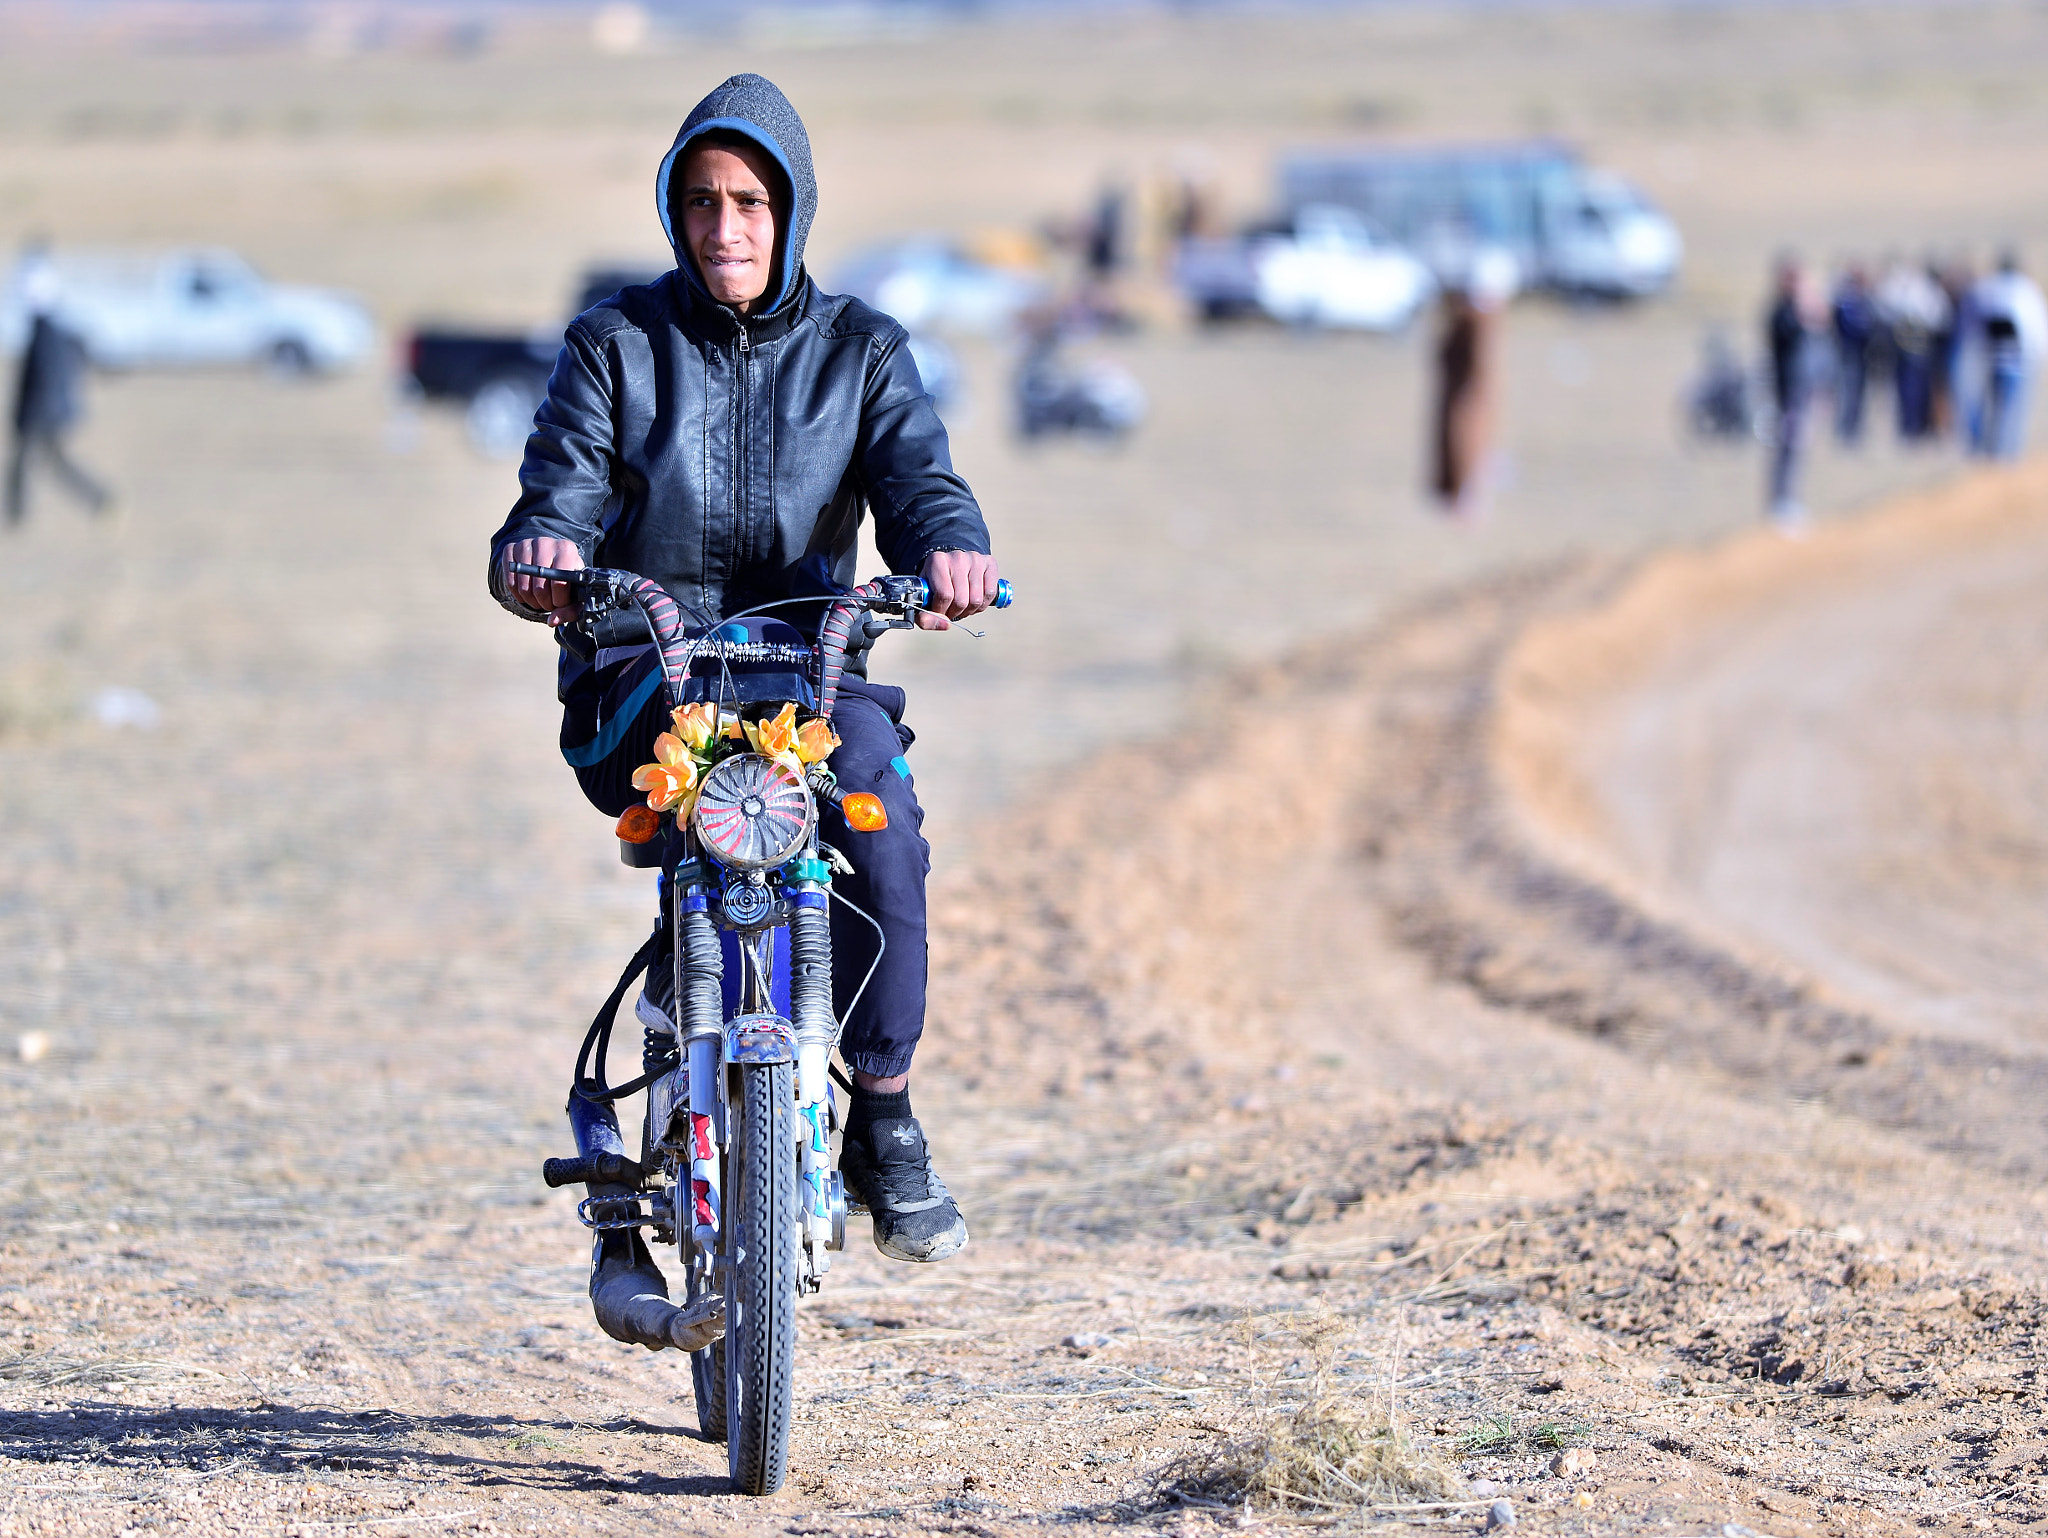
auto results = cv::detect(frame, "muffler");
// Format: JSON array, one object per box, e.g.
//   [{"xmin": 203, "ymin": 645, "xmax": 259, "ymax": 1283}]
[{"xmin": 590, "ymin": 1236, "xmax": 725, "ymax": 1352}]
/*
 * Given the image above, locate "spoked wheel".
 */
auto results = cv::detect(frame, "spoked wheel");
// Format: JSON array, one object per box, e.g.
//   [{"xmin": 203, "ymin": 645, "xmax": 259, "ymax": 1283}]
[{"xmin": 725, "ymin": 1060, "xmax": 797, "ymax": 1494}]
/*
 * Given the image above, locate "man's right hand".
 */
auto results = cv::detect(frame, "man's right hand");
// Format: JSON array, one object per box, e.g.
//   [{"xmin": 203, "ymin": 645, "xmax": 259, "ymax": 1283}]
[{"xmin": 501, "ymin": 537, "xmax": 585, "ymax": 627}]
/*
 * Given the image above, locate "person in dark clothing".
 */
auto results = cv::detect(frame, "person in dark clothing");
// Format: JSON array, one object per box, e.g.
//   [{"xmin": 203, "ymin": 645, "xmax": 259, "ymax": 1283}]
[
  {"xmin": 1830, "ymin": 262, "xmax": 1876, "ymax": 445},
  {"xmin": 1430, "ymin": 290, "xmax": 1495, "ymax": 511},
  {"xmin": 1766, "ymin": 255, "xmax": 1817, "ymax": 529},
  {"xmin": 488, "ymin": 76, "xmax": 998, "ymax": 1293},
  {"xmin": 1877, "ymin": 256, "xmax": 1950, "ymax": 442},
  {"xmin": 7, "ymin": 265, "xmax": 110, "ymax": 526}
]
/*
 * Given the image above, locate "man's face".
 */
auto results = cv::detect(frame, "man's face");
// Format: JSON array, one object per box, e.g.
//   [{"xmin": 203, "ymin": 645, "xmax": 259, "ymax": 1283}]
[{"xmin": 680, "ymin": 142, "xmax": 781, "ymax": 314}]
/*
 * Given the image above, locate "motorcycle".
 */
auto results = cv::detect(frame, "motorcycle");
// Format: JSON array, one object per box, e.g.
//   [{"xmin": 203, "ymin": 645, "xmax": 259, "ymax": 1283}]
[{"xmin": 509, "ymin": 560, "xmax": 1010, "ymax": 1495}]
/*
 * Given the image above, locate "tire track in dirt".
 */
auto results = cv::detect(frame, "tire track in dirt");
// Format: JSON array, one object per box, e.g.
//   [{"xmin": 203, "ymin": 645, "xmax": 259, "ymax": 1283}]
[{"xmin": 1469, "ymin": 464, "xmax": 2048, "ymax": 1183}]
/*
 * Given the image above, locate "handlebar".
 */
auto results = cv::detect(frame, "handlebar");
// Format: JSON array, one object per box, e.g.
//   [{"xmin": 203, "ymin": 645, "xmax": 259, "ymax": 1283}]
[
  {"xmin": 506, "ymin": 563, "xmax": 1011, "ymax": 613},
  {"xmin": 504, "ymin": 561, "xmax": 1011, "ymax": 717}
]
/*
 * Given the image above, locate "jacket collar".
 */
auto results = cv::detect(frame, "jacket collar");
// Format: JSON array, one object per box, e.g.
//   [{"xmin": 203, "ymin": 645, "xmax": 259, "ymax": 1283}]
[{"xmin": 676, "ymin": 269, "xmax": 809, "ymax": 346}]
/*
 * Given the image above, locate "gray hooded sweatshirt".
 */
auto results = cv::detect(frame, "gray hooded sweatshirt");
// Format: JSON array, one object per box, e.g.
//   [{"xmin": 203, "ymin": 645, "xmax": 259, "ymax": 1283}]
[{"xmin": 490, "ymin": 73, "xmax": 989, "ymax": 635}]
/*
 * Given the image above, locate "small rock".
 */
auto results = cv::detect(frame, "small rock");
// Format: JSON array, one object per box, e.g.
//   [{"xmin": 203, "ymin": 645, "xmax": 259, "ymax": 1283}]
[
  {"xmin": 961, "ymin": 1473, "xmax": 986, "ymax": 1492},
  {"xmin": 1485, "ymin": 1498, "xmax": 1515, "ymax": 1530},
  {"xmin": 1550, "ymin": 1447, "xmax": 1597, "ymax": 1478},
  {"xmin": 1468, "ymin": 1480, "xmax": 1498, "ymax": 1497},
  {"xmin": 16, "ymin": 1031, "xmax": 50, "ymax": 1065},
  {"xmin": 1573, "ymin": 1492, "xmax": 1594, "ymax": 1509},
  {"xmin": 1062, "ymin": 1332, "xmax": 1118, "ymax": 1353}
]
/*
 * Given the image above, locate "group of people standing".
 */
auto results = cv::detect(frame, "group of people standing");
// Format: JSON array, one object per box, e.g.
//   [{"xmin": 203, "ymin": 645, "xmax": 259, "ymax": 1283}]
[{"xmin": 1767, "ymin": 249, "xmax": 2046, "ymax": 527}]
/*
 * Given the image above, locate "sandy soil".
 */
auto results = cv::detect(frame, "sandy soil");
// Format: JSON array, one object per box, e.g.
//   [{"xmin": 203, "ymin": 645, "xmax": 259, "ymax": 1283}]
[{"xmin": 4, "ymin": 6, "xmax": 2048, "ymax": 1537}]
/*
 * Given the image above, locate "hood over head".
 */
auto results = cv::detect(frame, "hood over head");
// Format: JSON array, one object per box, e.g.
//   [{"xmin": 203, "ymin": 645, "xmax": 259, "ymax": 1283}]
[{"xmin": 657, "ymin": 73, "xmax": 816, "ymax": 317}]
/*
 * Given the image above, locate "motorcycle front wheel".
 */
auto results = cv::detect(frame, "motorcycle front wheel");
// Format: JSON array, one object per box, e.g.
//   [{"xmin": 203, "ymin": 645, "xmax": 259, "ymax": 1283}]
[
  {"xmin": 687, "ymin": 1279, "xmax": 726, "ymax": 1442},
  {"xmin": 725, "ymin": 1059, "xmax": 797, "ymax": 1494}
]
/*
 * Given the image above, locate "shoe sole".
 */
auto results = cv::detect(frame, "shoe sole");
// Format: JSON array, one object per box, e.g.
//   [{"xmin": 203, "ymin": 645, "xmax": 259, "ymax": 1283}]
[{"xmin": 873, "ymin": 1223, "xmax": 969, "ymax": 1264}]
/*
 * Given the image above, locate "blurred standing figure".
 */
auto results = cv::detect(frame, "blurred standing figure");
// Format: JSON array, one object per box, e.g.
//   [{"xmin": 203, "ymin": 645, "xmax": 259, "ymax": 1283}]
[
  {"xmin": 1830, "ymin": 262, "xmax": 1876, "ymax": 444},
  {"xmin": 1931, "ymin": 257, "xmax": 1973, "ymax": 439},
  {"xmin": 1765, "ymin": 255, "xmax": 1821, "ymax": 528},
  {"xmin": 1874, "ymin": 256, "xmax": 1948, "ymax": 442},
  {"xmin": 1430, "ymin": 251, "xmax": 1514, "ymax": 517},
  {"xmin": 1079, "ymin": 181, "xmax": 1128, "ymax": 324},
  {"xmin": 1965, "ymin": 252, "xmax": 2047, "ymax": 460},
  {"xmin": 7, "ymin": 253, "xmax": 110, "ymax": 525}
]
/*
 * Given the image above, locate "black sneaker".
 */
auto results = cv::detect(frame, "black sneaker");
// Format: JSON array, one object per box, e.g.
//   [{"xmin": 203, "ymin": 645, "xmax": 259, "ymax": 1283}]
[{"xmin": 839, "ymin": 1115, "xmax": 969, "ymax": 1262}]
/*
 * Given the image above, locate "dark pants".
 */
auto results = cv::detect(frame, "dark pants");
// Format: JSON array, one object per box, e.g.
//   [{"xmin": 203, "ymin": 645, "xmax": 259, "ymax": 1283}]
[
  {"xmin": 562, "ymin": 649, "xmax": 930, "ymax": 1080},
  {"xmin": 6, "ymin": 427, "xmax": 109, "ymax": 524},
  {"xmin": 1834, "ymin": 345, "xmax": 1867, "ymax": 442},
  {"xmin": 1896, "ymin": 352, "xmax": 1935, "ymax": 439}
]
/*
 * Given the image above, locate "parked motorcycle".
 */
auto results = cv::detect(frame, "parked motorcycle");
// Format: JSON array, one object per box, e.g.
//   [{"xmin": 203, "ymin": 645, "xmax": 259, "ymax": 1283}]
[{"xmin": 510, "ymin": 561, "xmax": 1009, "ymax": 1495}]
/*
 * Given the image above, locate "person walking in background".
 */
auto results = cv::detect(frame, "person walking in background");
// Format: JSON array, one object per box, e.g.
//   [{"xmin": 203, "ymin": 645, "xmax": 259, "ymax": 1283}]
[
  {"xmin": 1875, "ymin": 255, "xmax": 1948, "ymax": 443},
  {"xmin": 1831, "ymin": 261, "xmax": 1876, "ymax": 444},
  {"xmin": 1765, "ymin": 254, "xmax": 1821, "ymax": 529},
  {"xmin": 7, "ymin": 253, "xmax": 110, "ymax": 526},
  {"xmin": 1965, "ymin": 252, "xmax": 2046, "ymax": 460},
  {"xmin": 1429, "ymin": 250, "xmax": 1514, "ymax": 519}
]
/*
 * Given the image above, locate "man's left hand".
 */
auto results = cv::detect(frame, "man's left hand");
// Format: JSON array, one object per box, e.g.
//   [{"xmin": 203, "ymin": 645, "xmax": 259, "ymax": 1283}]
[{"xmin": 917, "ymin": 550, "xmax": 1002, "ymax": 631}]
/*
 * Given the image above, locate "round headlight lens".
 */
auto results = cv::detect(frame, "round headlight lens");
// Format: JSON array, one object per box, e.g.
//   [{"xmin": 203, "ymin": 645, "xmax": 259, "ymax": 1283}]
[{"xmin": 692, "ymin": 753, "xmax": 815, "ymax": 870}]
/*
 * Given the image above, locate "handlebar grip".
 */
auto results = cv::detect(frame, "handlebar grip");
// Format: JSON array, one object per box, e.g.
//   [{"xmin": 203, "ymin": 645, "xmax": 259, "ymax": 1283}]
[{"xmin": 993, "ymin": 578, "xmax": 1014, "ymax": 609}]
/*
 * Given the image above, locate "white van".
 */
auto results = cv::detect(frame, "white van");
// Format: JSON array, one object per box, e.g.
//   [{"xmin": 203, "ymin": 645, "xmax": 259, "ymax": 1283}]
[
  {"xmin": 0, "ymin": 248, "xmax": 374, "ymax": 372},
  {"xmin": 1281, "ymin": 141, "xmax": 1681, "ymax": 299}
]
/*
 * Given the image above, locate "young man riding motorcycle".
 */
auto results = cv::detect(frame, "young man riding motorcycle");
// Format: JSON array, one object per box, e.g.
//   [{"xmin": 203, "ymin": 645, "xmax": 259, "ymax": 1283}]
[{"xmin": 487, "ymin": 75, "xmax": 1000, "ymax": 1284}]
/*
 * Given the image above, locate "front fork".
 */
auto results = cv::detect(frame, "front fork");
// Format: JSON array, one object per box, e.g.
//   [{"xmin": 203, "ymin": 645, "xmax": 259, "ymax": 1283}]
[
  {"xmin": 669, "ymin": 856, "xmax": 844, "ymax": 1294},
  {"xmin": 675, "ymin": 869, "xmax": 726, "ymax": 1272},
  {"xmin": 787, "ymin": 861, "xmax": 843, "ymax": 1266}
]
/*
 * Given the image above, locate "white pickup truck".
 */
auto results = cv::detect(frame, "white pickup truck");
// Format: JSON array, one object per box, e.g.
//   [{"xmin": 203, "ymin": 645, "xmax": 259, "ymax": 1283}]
[
  {"xmin": 0, "ymin": 248, "xmax": 374, "ymax": 373},
  {"xmin": 1175, "ymin": 205, "xmax": 1437, "ymax": 331}
]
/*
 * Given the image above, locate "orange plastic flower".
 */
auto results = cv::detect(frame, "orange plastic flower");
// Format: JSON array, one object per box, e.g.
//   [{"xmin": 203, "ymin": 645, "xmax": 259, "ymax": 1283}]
[
  {"xmin": 631, "ymin": 732, "xmax": 700, "ymax": 814},
  {"xmin": 794, "ymin": 716, "xmax": 840, "ymax": 765},
  {"xmin": 670, "ymin": 701, "xmax": 720, "ymax": 754},
  {"xmin": 745, "ymin": 702, "xmax": 801, "ymax": 762}
]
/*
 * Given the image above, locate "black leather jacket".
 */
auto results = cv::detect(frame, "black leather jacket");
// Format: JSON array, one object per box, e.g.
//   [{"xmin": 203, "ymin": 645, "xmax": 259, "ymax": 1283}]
[{"xmin": 487, "ymin": 269, "xmax": 990, "ymax": 635}]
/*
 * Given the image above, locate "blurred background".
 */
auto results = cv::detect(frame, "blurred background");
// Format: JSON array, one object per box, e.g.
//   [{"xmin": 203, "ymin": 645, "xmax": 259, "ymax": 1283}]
[{"xmin": 5, "ymin": 0, "xmax": 2044, "ymax": 836}]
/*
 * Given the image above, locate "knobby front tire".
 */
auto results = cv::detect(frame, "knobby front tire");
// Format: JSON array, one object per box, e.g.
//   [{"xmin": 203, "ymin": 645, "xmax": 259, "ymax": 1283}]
[
  {"xmin": 688, "ymin": 1289, "xmax": 727, "ymax": 1443},
  {"xmin": 725, "ymin": 1059, "xmax": 797, "ymax": 1494}
]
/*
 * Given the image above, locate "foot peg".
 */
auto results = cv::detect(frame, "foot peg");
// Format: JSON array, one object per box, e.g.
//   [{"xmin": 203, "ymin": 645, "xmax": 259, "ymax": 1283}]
[
  {"xmin": 543, "ymin": 1151, "xmax": 647, "ymax": 1189},
  {"xmin": 591, "ymin": 1239, "xmax": 725, "ymax": 1353}
]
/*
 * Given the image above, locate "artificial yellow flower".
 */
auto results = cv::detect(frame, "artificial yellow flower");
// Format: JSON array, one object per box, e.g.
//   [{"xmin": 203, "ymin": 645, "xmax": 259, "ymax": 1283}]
[
  {"xmin": 745, "ymin": 702, "xmax": 801, "ymax": 760},
  {"xmin": 631, "ymin": 732, "xmax": 701, "ymax": 814},
  {"xmin": 794, "ymin": 716, "xmax": 840, "ymax": 765},
  {"xmin": 670, "ymin": 701, "xmax": 720, "ymax": 754}
]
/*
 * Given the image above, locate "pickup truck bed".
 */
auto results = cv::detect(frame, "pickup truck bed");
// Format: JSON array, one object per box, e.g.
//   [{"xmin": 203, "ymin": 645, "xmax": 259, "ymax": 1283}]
[{"xmin": 403, "ymin": 267, "xmax": 666, "ymax": 456}]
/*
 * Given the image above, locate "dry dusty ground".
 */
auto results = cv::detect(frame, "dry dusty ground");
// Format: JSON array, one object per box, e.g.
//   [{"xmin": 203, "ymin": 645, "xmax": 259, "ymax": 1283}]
[{"xmin": 4, "ymin": 6, "xmax": 2048, "ymax": 1537}]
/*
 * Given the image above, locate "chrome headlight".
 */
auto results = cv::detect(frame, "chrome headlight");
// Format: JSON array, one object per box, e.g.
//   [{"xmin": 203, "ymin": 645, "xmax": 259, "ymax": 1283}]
[{"xmin": 692, "ymin": 753, "xmax": 815, "ymax": 870}]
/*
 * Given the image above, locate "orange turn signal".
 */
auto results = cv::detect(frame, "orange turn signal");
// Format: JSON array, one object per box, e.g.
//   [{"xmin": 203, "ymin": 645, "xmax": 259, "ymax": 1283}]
[
  {"xmin": 615, "ymin": 805, "xmax": 661, "ymax": 844},
  {"xmin": 840, "ymin": 792, "xmax": 889, "ymax": 832}
]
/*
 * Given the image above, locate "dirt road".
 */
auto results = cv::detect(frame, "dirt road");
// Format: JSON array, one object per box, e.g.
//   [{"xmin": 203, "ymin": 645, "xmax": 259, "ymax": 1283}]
[{"xmin": 6, "ymin": 6, "xmax": 2048, "ymax": 1536}]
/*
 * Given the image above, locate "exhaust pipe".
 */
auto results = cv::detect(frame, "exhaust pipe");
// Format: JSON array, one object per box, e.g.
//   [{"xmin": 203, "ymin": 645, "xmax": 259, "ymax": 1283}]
[{"xmin": 590, "ymin": 1235, "xmax": 725, "ymax": 1352}]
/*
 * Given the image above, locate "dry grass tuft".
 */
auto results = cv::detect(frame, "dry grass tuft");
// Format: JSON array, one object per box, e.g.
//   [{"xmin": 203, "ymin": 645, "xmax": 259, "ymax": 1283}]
[
  {"xmin": 0, "ymin": 1352, "xmax": 222, "ymax": 1388},
  {"xmin": 1153, "ymin": 1308, "xmax": 1463, "ymax": 1515}
]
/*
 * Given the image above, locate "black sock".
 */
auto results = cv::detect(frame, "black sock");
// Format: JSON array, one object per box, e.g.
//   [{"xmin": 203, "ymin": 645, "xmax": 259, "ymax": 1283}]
[{"xmin": 846, "ymin": 1086, "xmax": 912, "ymax": 1143}]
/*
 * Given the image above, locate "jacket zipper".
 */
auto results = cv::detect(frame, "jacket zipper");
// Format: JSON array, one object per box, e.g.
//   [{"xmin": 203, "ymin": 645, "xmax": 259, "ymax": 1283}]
[{"xmin": 734, "ymin": 325, "xmax": 750, "ymax": 567}]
